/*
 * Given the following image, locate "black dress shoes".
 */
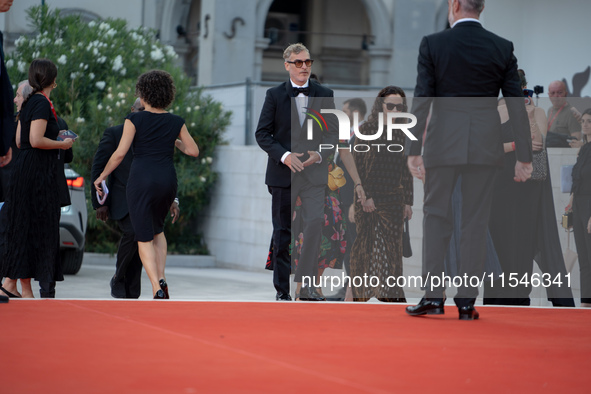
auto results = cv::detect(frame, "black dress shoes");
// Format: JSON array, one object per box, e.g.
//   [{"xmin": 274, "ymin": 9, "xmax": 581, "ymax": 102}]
[
  {"xmin": 154, "ymin": 289, "xmax": 166, "ymax": 299},
  {"xmin": 276, "ymin": 293, "xmax": 292, "ymax": 301},
  {"xmin": 458, "ymin": 306, "xmax": 479, "ymax": 320},
  {"xmin": 299, "ymin": 286, "xmax": 326, "ymax": 301},
  {"xmin": 406, "ymin": 298, "xmax": 445, "ymax": 316},
  {"xmin": 159, "ymin": 279, "xmax": 170, "ymax": 299}
]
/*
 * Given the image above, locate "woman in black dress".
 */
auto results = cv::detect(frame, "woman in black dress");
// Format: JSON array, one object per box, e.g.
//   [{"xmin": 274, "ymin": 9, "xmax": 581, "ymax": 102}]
[
  {"xmin": 94, "ymin": 70, "xmax": 199, "ymax": 299},
  {"xmin": 569, "ymin": 108, "xmax": 591, "ymax": 306},
  {"xmin": 0, "ymin": 59, "xmax": 74, "ymax": 298}
]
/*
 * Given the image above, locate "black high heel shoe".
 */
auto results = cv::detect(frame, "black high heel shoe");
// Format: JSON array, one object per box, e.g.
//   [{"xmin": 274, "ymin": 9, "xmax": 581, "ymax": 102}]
[
  {"xmin": 159, "ymin": 279, "xmax": 169, "ymax": 299},
  {"xmin": 0, "ymin": 286, "xmax": 21, "ymax": 298},
  {"xmin": 154, "ymin": 289, "xmax": 166, "ymax": 299}
]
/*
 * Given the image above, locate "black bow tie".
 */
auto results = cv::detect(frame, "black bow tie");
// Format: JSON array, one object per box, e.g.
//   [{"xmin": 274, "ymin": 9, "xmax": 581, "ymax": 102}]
[{"xmin": 293, "ymin": 87, "xmax": 309, "ymax": 96}]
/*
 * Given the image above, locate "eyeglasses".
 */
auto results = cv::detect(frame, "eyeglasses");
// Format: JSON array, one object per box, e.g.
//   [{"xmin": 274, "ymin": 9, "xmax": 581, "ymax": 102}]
[
  {"xmin": 286, "ymin": 59, "xmax": 314, "ymax": 68},
  {"xmin": 384, "ymin": 103, "xmax": 406, "ymax": 111}
]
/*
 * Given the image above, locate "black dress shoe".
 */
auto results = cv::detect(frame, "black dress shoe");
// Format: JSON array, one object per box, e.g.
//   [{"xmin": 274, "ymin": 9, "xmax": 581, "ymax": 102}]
[
  {"xmin": 276, "ymin": 293, "xmax": 292, "ymax": 301},
  {"xmin": 406, "ymin": 298, "xmax": 445, "ymax": 316},
  {"xmin": 159, "ymin": 279, "xmax": 170, "ymax": 299},
  {"xmin": 154, "ymin": 289, "xmax": 166, "ymax": 299},
  {"xmin": 299, "ymin": 286, "xmax": 326, "ymax": 301},
  {"xmin": 458, "ymin": 306, "xmax": 479, "ymax": 320}
]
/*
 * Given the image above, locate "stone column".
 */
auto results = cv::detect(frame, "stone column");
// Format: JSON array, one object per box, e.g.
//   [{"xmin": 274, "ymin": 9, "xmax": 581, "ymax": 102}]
[{"xmin": 198, "ymin": 0, "xmax": 258, "ymax": 85}]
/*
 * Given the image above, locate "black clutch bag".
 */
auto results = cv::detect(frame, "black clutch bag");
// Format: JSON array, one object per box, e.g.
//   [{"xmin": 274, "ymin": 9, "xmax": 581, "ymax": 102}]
[{"xmin": 403, "ymin": 218, "xmax": 412, "ymax": 258}]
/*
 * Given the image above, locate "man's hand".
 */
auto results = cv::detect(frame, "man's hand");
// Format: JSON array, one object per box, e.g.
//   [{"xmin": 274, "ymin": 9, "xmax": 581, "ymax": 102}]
[
  {"xmin": 0, "ymin": 147, "xmax": 12, "ymax": 167},
  {"xmin": 362, "ymin": 197, "xmax": 376, "ymax": 213},
  {"xmin": 284, "ymin": 152, "xmax": 305, "ymax": 173},
  {"xmin": 96, "ymin": 206, "xmax": 109, "ymax": 222},
  {"xmin": 407, "ymin": 155, "xmax": 425, "ymax": 180},
  {"xmin": 514, "ymin": 161, "xmax": 532, "ymax": 182},
  {"xmin": 404, "ymin": 205, "xmax": 413, "ymax": 221},
  {"xmin": 169, "ymin": 202, "xmax": 180, "ymax": 224},
  {"xmin": 532, "ymin": 139, "xmax": 544, "ymax": 152},
  {"xmin": 302, "ymin": 151, "xmax": 320, "ymax": 167},
  {"xmin": 348, "ymin": 204, "xmax": 355, "ymax": 224}
]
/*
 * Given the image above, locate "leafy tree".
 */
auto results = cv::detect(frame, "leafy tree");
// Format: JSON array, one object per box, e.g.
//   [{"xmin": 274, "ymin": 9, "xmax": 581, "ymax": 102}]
[{"xmin": 6, "ymin": 5, "xmax": 231, "ymax": 254}]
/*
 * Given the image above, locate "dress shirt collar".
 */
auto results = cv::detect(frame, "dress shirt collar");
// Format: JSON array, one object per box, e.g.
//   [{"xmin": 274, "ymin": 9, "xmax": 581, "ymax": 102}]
[
  {"xmin": 290, "ymin": 79, "xmax": 309, "ymax": 89},
  {"xmin": 451, "ymin": 18, "xmax": 482, "ymax": 28}
]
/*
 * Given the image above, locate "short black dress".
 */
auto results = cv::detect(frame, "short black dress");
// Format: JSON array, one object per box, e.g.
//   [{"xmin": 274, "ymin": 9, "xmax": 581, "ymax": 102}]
[
  {"xmin": 0, "ymin": 94, "xmax": 63, "ymax": 282},
  {"xmin": 126, "ymin": 111, "xmax": 185, "ymax": 242}
]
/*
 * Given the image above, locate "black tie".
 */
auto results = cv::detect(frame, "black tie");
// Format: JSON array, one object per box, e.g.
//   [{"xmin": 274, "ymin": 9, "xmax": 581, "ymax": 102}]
[{"xmin": 293, "ymin": 87, "xmax": 309, "ymax": 96}]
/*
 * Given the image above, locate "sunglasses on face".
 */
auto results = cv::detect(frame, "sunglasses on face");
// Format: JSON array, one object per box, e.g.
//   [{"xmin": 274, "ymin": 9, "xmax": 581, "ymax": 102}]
[
  {"xmin": 286, "ymin": 59, "xmax": 314, "ymax": 68},
  {"xmin": 384, "ymin": 103, "xmax": 406, "ymax": 111}
]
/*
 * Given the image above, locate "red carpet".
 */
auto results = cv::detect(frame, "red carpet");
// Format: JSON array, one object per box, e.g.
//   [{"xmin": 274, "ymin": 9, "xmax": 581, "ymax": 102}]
[{"xmin": 1, "ymin": 300, "xmax": 589, "ymax": 393}]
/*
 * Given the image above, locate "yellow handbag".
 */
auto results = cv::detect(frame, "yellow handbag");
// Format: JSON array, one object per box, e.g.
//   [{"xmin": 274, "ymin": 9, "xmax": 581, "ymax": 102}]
[{"xmin": 328, "ymin": 165, "xmax": 346, "ymax": 191}]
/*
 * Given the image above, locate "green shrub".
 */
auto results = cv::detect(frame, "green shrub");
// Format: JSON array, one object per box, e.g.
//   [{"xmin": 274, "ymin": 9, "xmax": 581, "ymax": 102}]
[{"xmin": 6, "ymin": 5, "xmax": 231, "ymax": 254}]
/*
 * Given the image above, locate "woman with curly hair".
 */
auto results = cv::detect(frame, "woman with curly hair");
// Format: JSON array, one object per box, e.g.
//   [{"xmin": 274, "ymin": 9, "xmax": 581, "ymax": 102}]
[
  {"xmin": 94, "ymin": 70, "xmax": 199, "ymax": 299},
  {"xmin": 349, "ymin": 86, "xmax": 413, "ymax": 302}
]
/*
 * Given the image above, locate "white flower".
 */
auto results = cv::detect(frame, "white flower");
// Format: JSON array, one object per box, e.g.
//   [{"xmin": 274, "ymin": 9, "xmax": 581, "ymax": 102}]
[
  {"xmin": 99, "ymin": 22, "xmax": 110, "ymax": 31},
  {"xmin": 106, "ymin": 28, "xmax": 116, "ymax": 37},
  {"xmin": 17, "ymin": 61, "xmax": 26, "ymax": 73},
  {"xmin": 150, "ymin": 46, "xmax": 164, "ymax": 61},
  {"xmin": 201, "ymin": 158, "xmax": 206, "ymax": 164},
  {"xmin": 115, "ymin": 101, "xmax": 121, "ymax": 108},
  {"xmin": 164, "ymin": 45, "xmax": 177, "ymax": 58},
  {"xmin": 97, "ymin": 104, "xmax": 103, "ymax": 110},
  {"xmin": 190, "ymin": 122, "xmax": 195, "ymax": 127},
  {"xmin": 42, "ymin": 31, "xmax": 48, "ymax": 36},
  {"xmin": 175, "ymin": 106, "xmax": 179, "ymax": 111},
  {"xmin": 70, "ymin": 72, "xmax": 78, "ymax": 80},
  {"xmin": 186, "ymin": 107, "xmax": 191, "ymax": 113},
  {"xmin": 199, "ymin": 176, "xmax": 207, "ymax": 183},
  {"xmin": 5, "ymin": 59, "xmax": 13, "ymax": 68},
  {"xmin": 55, "ymin": 38, "xmax": 63, "ymax": 45},
  {"xmin": 117, "ymin": 92, "xmax": 126, "ymax": 99},
  {"xmin": 120, "ymin": 67, "xmax": 126, "ymax": 76},
  {"xmin": 206, "ymin": 157, "xmax": 213, "ymax": 164},
  {"xmin": 88, "ymin": 21, "xmax": 96, "ymax": 28},
  {"xmin": 95, "ymin": 81, "xmax": 106, "ymax": 90},
  {"xmin": 14, "ymin": 36, "xmax": 26, "ymax": 47},
  {"xmin": 76, "ymin": 117, "xmax": 85, "ymax": 123},
  {"xmin": 107, "ymin": 93, "xmax": 113, "ymax": 100},
  {"xmin": 32, "ymin": 51, "xmax": 40, "ymax": 58},
  {"xmin": 194, "ymin": 105, "xmax": 200, "ymax": 111},
  {"xmin": 107, "ymin": 106, "xmax": 112, "ymax": 113},
  {"xmin": 112, "ymin": 55, "xmax": 123, "ymax": 71},
  {"xmin": 98, "ymin": 56, "xmax": 107, "ymax": 64},
  {"xmin": 70, "ymin": 49, "xmax": 75, "ymax": 53},
  {"xmin": 89, "ymin": 73, "xmax": 95, "ymax": 80}
]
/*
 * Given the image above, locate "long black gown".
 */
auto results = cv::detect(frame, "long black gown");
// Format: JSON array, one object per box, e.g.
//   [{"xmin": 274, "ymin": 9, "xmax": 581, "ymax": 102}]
[
  {"xmin": 0, "ymin": 94, "xmax": 62, "ymax": 283},
  {"xmin": 125, "ymin": 111, "xmax": 185, "ymax": 242}
]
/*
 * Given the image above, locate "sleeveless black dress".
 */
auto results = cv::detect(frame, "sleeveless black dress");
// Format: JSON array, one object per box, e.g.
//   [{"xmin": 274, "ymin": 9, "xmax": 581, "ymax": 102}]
[
  {"xmin": 0, "ymin": 94, "xmax": 63, "ymax": 282},
  {"xmin": 125, "ymin": 111, "xmax": 185, "ymax": 242}
]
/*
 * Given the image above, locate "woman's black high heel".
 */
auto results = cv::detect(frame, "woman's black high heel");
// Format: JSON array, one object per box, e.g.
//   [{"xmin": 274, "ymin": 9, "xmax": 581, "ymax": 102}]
[
  {"xmin": 0, "ymin": 286, "xmax": 21, "ymax": 298},
  {"xmin": 154, "ymin": 289, "xmax": 166, "ymax": 299},
  {"xmin": 159, "ymin": 279, "xmax": 170, "ymax": 299}
]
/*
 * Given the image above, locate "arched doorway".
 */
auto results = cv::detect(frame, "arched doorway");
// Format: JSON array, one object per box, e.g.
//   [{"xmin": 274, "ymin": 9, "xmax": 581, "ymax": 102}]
[{"xmin": 258, "ymin": 0, "xmax": 379, "ymax": 85}]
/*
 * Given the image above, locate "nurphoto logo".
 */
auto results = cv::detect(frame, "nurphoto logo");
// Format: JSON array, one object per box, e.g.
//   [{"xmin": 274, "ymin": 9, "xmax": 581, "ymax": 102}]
[{"xmin": 304, "ymin": 108, "xmax": 418, "ymax": 153}]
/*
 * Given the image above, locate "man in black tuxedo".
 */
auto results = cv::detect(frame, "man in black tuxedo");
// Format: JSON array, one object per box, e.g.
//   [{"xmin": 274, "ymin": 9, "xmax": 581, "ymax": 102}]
[
  {"xmin": 405, "ymin": 0, "xmax": 533, "ymax": 320},
  {"xmin": 91, "ymin": 99, "xmax": 179, "ymax": 298},
  {"xmin": 0, "ymin": 0, "xmax": 15, "ymax": 304},
  {"xmin": 256, "ymin": 43, "xmax": 338, "ymax": 301}
]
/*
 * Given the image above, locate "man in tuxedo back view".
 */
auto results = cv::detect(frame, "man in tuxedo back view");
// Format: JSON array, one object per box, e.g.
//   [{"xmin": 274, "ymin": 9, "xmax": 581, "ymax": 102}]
[
  {"xmin": 256, "ymin": 43, "xmax": 338, "ymax": 301},
  {"xmin": 405, "ymin": 0, "xmax": 533, "ymax": 320},
  {"xmin": 91, "ymin": 99, "xmax": 180, "ymax": 298}
]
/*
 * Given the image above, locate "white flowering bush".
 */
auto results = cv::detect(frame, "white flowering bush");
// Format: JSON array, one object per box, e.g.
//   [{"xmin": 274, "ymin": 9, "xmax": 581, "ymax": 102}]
[{"xmin": 6, "ymin": 5, "xmax": 231, "ymax": 254}]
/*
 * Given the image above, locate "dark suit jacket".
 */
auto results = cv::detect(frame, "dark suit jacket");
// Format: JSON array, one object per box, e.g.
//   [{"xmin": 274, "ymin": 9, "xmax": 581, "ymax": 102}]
[
  {"xmin": 91, "ymin": 124, "xmax": 133, "ymax": 221},
  {"xmin": 255, "ymin": 79, "xmax": 338, "ymax": 188},
  {"xmin": 0, "ymin": 31, "xmax": 15, "ymax": 156},
  {"xmin": 406, "ymin": 21, "xmax": 532, "ymax": 167}
]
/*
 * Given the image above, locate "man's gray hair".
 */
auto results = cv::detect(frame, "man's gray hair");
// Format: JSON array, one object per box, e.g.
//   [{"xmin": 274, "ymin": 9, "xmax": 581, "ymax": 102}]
[
  {"xmin": 18, "ymin": 80, "xmax": 33, "ymax": 100},
  {"xmin": 283, "ymin": 43, "xmax": 309, "ymax": 61},
  {"xmin": 460, "ymin": 0, "xmax": 485, "ymax": 14}
]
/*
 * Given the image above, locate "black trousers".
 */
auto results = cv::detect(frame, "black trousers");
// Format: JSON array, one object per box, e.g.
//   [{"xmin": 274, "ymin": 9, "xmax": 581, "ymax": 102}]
[
  {"xmin": 111, "ymin": 214, "xmax": 142, "ymax": 298},
  {"xmin": 573, "ymin": 194, "xmax": 591, "ymax": 303},
  {"xmin": 422, "ymin": 165, "xmax": 497, "ymax": 307}
]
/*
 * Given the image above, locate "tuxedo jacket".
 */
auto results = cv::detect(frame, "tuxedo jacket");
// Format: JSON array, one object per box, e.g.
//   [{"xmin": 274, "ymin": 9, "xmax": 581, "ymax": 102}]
[
  {"xmin": 0, "ymin": 31, "xmax": 15, "ymax": 156},
  {"xmin": 255, "ymin": 79, "xmax": 338, "ymax": 188},
  {"xmin": 406, "ymin": 21, "xmax": 532, "ymax": 168},
  {"xmin": 91, "ymin": 124, "xmax": 133, "ymax": 221}
]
